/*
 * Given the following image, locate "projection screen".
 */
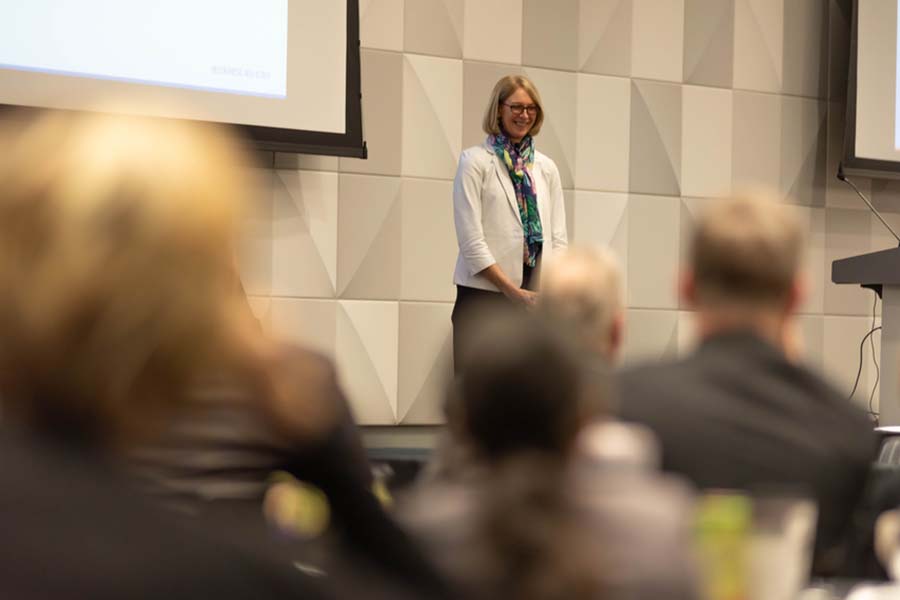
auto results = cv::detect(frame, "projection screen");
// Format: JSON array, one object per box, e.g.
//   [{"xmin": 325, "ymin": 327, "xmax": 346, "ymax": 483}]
[
  {"xmin": 0, "ymin": 0, "xmax": 365, "ymax": 157},
  {"xmin": 845, "ymin": 0, "xmax": 900, "ymax": 177}
]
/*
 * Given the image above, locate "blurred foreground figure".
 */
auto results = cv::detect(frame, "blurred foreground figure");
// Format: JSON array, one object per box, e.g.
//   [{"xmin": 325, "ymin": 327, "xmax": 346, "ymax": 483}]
[
  {"xmin": 424, "ymin": 246, "xmax": 626, "ymax": 483},
  {"xmin": 0, "ymin": 110, "xmax": 343, "ymax": 599},
  {"xmin": 401, "ymin": 312, "xmax": 700, "ymax": 600},
  {"xmin": 617, "ymin": 191, "xmax": 876, "ymax": 576},
  {"xmin": 131, "ymin": 308, "xmax": 450, "ymax": 598},
  {"xmin": 538, "ymin": 245, "xmax": 625, "ymax": 421},
  {"xmin": 539, "ymin": 245, "xmax": 624, "ymax": 364}
]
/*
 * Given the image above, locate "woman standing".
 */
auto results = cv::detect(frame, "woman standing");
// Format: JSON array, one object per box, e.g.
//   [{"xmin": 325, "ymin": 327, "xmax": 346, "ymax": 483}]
[{"xmin": 451, "ymin": 75, "xmax": 568, "ymax": 371}]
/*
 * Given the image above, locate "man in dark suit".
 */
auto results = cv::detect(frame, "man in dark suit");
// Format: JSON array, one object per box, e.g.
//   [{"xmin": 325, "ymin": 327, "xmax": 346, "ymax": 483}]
[{"xmin": 617, "ymin": 192, "xmax": 876, "ymax": 575}]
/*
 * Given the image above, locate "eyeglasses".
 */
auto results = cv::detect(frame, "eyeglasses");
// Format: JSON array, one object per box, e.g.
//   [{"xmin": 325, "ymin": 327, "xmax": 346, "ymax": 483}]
[{"xmin": 503, "ymin": 103, "xmax": 540, "ymax": 116}]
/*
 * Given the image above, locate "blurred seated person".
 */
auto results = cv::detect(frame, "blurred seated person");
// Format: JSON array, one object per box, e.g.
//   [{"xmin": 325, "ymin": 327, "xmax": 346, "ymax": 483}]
[
  {"xmin": 400, "ymin": 312, "xmax": 700, "ymax": 600},
  {"xmin": 538, "ymin": 245, "xmax": 625, "ymax": 422},
  {"xmin": 538, "ymin": 245, "xmax": 625, "ymax": 364},
  {"xmin": 0, "ymin": 109, "xmax": 338, "ymax": 599},
  {"xmin": 129, "ymin": 335, "xmax": 449, "ymax": 596},
  {"xmin": 424, "ymin": 246, "xmax": 626, "ymax": 484},
  {"xmin": 120, "ymin": 197, "xmax": 448, "ymax": 594},
  {"xmin": 616, "ymin": 191, "xmax": 877, "ymax": 576}
]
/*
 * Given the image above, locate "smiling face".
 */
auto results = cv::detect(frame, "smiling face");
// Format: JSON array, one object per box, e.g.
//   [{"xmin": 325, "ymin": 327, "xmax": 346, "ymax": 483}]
[{"xmin": 499, "ymin": 87, "xmax": 537, "ymax": 144}]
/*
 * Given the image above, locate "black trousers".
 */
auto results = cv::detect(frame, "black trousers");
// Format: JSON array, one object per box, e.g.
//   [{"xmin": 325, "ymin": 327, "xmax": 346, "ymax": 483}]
[{"xmin": 451, "ymin": 264, "xmax": 534, "ymax": 375}]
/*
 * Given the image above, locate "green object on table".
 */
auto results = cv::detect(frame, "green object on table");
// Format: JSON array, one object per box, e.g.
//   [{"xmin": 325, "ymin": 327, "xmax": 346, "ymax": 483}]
[{"xmin": 696, "ymin": 492, "xmax": 753, "ymax": 600}]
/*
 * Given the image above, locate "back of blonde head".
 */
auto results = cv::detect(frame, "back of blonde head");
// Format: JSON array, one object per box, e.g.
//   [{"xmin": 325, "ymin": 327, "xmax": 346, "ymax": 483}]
[
  {"xmin": 690, "ymin": 191, "xmax": 804, "ymax": 309},
  {"xmin": 539, "ymin": 246, "xmax": 624, "ymax": 359},
  {"xmin": 0, "ymin": 110, "xmax": 255, "ymax": 444}
]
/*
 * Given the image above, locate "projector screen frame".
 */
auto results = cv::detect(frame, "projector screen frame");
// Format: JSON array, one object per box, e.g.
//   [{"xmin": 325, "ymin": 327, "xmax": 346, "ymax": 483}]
[
  {"xmin": 843, "ymin": 0, "xmax": 900, "ymax": 179},
  {"xmin": 0, "ymin": 0, "xmax": 367, "ymax": 159}
]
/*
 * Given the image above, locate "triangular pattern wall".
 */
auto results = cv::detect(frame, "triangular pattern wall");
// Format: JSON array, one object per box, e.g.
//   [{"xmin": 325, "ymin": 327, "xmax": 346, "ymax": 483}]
[{"xmin": 242, "ymin": 0, "xmax": 894, "ymax": 423}]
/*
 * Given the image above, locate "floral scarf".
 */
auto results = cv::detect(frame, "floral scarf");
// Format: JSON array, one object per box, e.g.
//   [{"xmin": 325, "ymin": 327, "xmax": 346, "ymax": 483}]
[{"xmin": 489, "ymin": 133, "xmax": 543, "ymax": 267}]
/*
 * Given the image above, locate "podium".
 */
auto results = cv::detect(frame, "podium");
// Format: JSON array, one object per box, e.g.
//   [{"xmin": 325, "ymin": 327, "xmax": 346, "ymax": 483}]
[{"xmin": 832, "ymin": 247, "xmax": 900, "ymax": 425}]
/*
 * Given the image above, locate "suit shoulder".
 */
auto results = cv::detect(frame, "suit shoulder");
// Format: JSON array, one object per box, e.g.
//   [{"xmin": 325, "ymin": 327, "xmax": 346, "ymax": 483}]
[
  {"xmin": 618, "ymin": 360, "xmax": 685, "ymax": 388},
  {"xmin": 459, "ymin": 144, "xmax": 491, "ymax": 164},
  {"xmin": 615, "ymin": 361, "xmax": 693, "ymax": 418},
  {"xmin": 456, "ymin": 144, "xmax": 492, "ymax": 176}
]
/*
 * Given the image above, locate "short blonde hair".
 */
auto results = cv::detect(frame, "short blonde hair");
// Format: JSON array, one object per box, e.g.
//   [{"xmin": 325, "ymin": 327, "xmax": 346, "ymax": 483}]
[
  {"xmin": 539, "ymin": 246, "xmax": 624, "ymax": 357},
  {"xmin": 691, "ymin": 191, "xmax": 804, "ymax": 308},
  {"xmin": 482, "ymin": 75, "xmax": 545, "ymax": 137},
  {"xmin": 0, "ymin": 110, "xmax": 256, "ymax": 445}
]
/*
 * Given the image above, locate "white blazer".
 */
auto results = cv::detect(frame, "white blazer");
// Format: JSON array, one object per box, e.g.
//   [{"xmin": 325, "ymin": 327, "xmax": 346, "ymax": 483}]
[{"xmin": 452, "ymin": 139, "xmax": 568, "ymax": 291}]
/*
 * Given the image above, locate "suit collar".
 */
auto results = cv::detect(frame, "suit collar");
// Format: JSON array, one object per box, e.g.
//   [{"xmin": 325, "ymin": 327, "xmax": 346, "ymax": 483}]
[{"xmin": 696, "ymin": 330, "xmax": 785, "ymax": 361}]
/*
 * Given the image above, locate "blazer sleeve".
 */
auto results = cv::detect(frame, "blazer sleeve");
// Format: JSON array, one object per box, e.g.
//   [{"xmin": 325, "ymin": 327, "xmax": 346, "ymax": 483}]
[
  {"xmin": 453, "ymin": 148, "xmax": 497, "ymax": 276},
  {"xmin": 547, "ymin": 159, "xmax": 568, "ymax": 251}
]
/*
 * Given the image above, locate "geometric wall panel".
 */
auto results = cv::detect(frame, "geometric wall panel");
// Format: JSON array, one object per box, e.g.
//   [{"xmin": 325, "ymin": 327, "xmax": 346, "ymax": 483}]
[
  {"xmin": 337, "ymin": 174, "xmax": 402, "ymax": 300},
  {"xmin": 676, "ymin": 310, "xmax": 699, "ymax": 357},
  {"xmin": 576, "ymin": 73, "xmax": 630, "ymax": 192},
  {"xmin": 463, "ymin": 0, "xmax": 522, "ymax": 64},
  {"xmin": 246, "ymin": 296, "xmax": 273, "ymax": 332},
  {"xmin": 462, "ymin": 61, "xmax": 524, "ymax": 151},
  {"xmin": 404, "ymin": 0, "xmax": 462, "ymax": 58},
  {"xmin": 340, "ymin": 50, "xmax": 403, "ymax": 176},
  {"xmin": 681, "ymin": 85, "xmax": 733, "ymax": 198},
  {"xmin": 781, "ymin": 0, "xmax": 828, "ymax": 99},
  {"xmin": 794, "ymin": 206, "xmax": 826, "ymax": 315},
  {"xmin": 871, "ymin": 211, "xmax": 900, "ymax": 250},
  {"xmin": 524, "ymin": 66, "xmax": 577, "ymax": 189},
  {"xmin": 631, "ymin": 0, "xmax": 685, "ymax": 82},
  {"xmin": 268, "ymin": 297, "xmax": 338, "ymax": 357},
  {"xmin": 824, "ymin": 208, "xmax": 876, "ymax": 317},
  {"xmin": 622, "ymin": 308, "xmax": 681, "ymax": 366},
  {"xmin": 678, "ymin": 196, "xmax": 720, "ymax": 311},
  {"xmin": 825, "ymin": 100, "xmax": 869, "ymax": 210},
  {"xmin": 523, "ymin": 0, "xmax": 579, "ymax": 70},
  {"xmin": 360, "ymin": 0, "xmax": 404, "ymax": 52},
  {"xmin": 268, "ymin": 297, "xmax": 402, "ymax": 426},
  {"xmin": 780, "ymin": 96, "xmax": 827, "ymax": 207},
  {"xmin": 236, "ymin": 0, "xmax": 900, "ymax": 435},
  {"xmin": 571, "ymin": 191, "xmax": 628, "ymax": 249},
  {"xmin": 627, "ymin": 195, "xmax": 681, "ymax": 309},
  {"xmin": 336, "ymin": 301, "xmax": 400, "ymax": 425},
  {"xmin": 630, "ymin": 81, "xmax": 682, "ymax": 196},
  {"xmin": 871, "ymin": 180, "xmax": 900, "ymax": 215},
  {"xmin": 683, "ymin": 0, "xmax": 735, "ymax": 88},
  {"xmin": 564, "ymin": 190, "xmax": 575, "ymax": 247},
  {"xmin": 795, "ymin": 313, "xmax": 825, "ymax": 373},
  {"xmin": 398, "ymin": 302, "xmax": 454, "ymax": 424},
  {"xmin": 578, "ymin": 0, "xmax": 632, "ymax": 76},
  {"xmin": 239, "ymin": 169, "xmax": 274, "ymax": 298},
  {"xmin": 402, "ymin": 54, "xmax": 463, "ymax": 180},
  {"xmin": 571, "ymin": 191, "xmax": 629, "ymax": 302},
  {"xmin": 823, "ymin": 314, "xmax": 880, "ymax": 411},
  {"xmin": 400, "ymin": 178, "xmax": 457, "ymax": 302},
  {"xmin": 271, "ymin": 170, "xmax": 338, "ymax": 298},
  {"xmin": 274, "ymin": 152, "xmax": 338, "ymax": 172},
  {"xmin": 732, "ymin": 90, "xmax": 782, "ymax": 191},
  {"xmin": 733, "ymin": 0, "xmax": 784, "ymax": 93}
]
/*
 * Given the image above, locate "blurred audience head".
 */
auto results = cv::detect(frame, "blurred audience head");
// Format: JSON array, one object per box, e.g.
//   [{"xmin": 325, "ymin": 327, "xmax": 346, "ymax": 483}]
[
  {"xmin": 539, "ymin": 245, "xmax": 624, "ymax": 362},
  {"xmin": 454, "ymin": 311, "xmax": 583, "ymax": 463},
  {"xmin": 683, "ymin": 190, "xmax": 805, "ymax": 341},
  {"xmin": 0, "ymin": 109, "xmax": 258, "ymax": 447}
]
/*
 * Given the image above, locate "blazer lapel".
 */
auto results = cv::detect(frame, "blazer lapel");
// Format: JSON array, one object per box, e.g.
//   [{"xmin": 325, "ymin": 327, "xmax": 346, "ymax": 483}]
[{"xmin": 484, "ymin": 142, "xmax": 523, "ymax": 227}]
